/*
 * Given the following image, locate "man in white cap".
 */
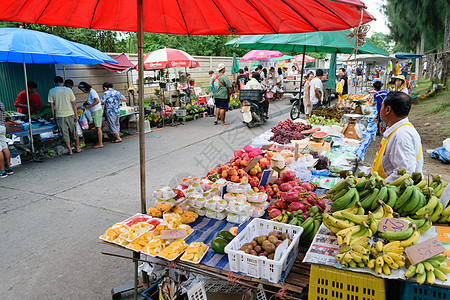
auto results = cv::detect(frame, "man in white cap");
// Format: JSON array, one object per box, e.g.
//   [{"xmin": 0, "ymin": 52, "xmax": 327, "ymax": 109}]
[{"xmin": 213, "ymin": 63, "xmax": 232, "ymax": 125}]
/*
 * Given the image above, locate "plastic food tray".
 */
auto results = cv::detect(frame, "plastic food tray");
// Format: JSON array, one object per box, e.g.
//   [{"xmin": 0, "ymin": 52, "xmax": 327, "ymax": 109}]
[
  {"xmin": 119, "ymin": 223, "xmax": 155, "ymax": 243},
  {"xmin": 224, "ymin": 218, "xmax": 303, "ymax": 283},
  {"xmin": 308, "ymin": 264, "xmax": 386, "ymax": 300},
  {"xmin": 180, "ymin": 245, "xmax": 209, "ymax": 264}
]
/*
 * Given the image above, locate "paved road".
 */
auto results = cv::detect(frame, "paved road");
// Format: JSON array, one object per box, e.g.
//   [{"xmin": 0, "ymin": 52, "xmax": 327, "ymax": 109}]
[{"xmin": 0, "ymin": 99, "xmax": 294, "ymax": 299}]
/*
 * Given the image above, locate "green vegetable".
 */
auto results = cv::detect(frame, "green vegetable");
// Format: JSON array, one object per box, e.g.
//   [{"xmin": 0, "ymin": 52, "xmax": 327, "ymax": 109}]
[
  {"xmin": 216, "ymin": 230, "xmax": 234, "ymax": 242},
  {"xmin": 211, "ymin": 237, "xmax": 229, "ymax": 254}
]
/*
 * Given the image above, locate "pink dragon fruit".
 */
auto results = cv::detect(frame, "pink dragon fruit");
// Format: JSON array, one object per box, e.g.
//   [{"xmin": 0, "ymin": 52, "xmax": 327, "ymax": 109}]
[
  {"xmin": 288, "ymin": 202, "xmax": 302, "ymax": 212},
  {"xmin": 285, "ymin": 191, "xmax": 300, "ymax": 203},
  {"xmin": 275, "ymin": 178, "xmax": 284, "ymax": 186},
  {"xmin": 300, "ymin": 182, "xmax": 313, "ymax": 192},
  {"xmin": 279, "ymin": 182, "xmax": 292, "ymax": 192},
  {"xmin": 273, "ymin": 199, "xmax": 288, "ymax": 210},
  {"xmin": 243, "ymin": 145, "xmax": 253, "ymax": 152},
  {"xmin": 268, "ymin": 208, "xmax": 282, "ymax": 219},
  {"xmin": 281, "ymin": 170, "xmax": 296, "ymax": 182},
  {"xmin": 234, "ymin": 150, "xmax": 244, "ymax": 157}
]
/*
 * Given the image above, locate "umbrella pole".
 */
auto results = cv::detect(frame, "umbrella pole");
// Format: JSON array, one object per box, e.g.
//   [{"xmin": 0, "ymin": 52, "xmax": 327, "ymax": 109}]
[
  {"xmin": 22, "ymin": 61, "xmax": 35, "ymax": 154},
  {"xmin": 297, "ymin": 45, "xmax": 306, "ymax": 113},
  {"xmin": 137, "ymin": 0, "xmax": 146, "ymax": 215}
]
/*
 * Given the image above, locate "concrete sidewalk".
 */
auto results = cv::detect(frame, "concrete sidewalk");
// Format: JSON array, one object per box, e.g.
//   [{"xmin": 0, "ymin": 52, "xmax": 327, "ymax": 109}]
[{"xmin": 0, "ymin": 99, "xmax": 292, "ymax": 299}]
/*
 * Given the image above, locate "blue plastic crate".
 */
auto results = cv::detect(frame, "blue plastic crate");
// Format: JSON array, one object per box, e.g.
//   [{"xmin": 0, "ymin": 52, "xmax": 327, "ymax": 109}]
[{"xmin": 401, "ymin": 281, "xmax": 450, "ymax": 300}]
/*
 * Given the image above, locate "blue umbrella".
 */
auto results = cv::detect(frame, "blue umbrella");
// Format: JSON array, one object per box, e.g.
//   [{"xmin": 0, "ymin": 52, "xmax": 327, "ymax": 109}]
[
  {"xmin": 0, "ymin": 27, "xmax": 117, "ymax": 154},
  {"xmin": 0, "ymin": 27, "xmax": 117, "ymax": 64}
]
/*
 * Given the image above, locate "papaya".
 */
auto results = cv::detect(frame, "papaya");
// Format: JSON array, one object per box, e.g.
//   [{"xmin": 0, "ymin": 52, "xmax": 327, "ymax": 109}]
[
  {"xmin": 211, "ymin": 237, "xmax": 228, "ymax": 254},
  {"xmin": 216, "ymin": 230, "xmax": 234, "ymax": 242}
]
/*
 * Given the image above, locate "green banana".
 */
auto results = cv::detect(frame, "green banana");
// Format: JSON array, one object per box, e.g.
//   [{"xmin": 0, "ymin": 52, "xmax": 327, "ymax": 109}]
[
  {"xmin": 331, "ymin": 188, "xmax": 356, "ymax": 212},
  {"xmin": 386, "ymin": 186, "xmax": 398, "ymax": 207},
  {"xmin": 390, "ymin": 173, "xmax": 410, "ymax": 186},
  {"xmin": 418, "ymin": 218, "xmax": 432, "ymax": 234},
  {"xmin": 436, "ymin": 181, "xmax": 447, "ymax": 198},
  {"xmin": 430, "ymin": 200, "xmax": 444, "ymax": 222},
  {"xmin": 360, "ymin": 188, "xmax": 379, "ymax": 210},
  {"xmin": 359, "ymin": 189, "xmax": 371, "ymax": 199},
  {"xmin": 401, "ymin": 186, "xmax": 421, "ymax": 212},
  {"xmin": 344, "ymin": 190, "xmax": 360, "ymax": 211},
  {"xmin": 409, "ymin": 192, "xmax": 427, "ymax": 215},
  {"xmin": 416, "ymin": 195, "xmax": 439, "ymax": 216},
  {"xmin": 443, "ymin": 205, "xmax": 450, "ymax": 216},
  {"xmin": 328, "ymin": 178, "xmax": 351, "ymax": 194},
  {"xmin": 379, "ymin": 225, "xmax": 414, "ymax": 241},
  {"xmin": 415, "ymin": 178, "xmax": 427, "ymax": 189},
  {"xmin": 332, "ymin": 188, "xmax": 348, "ymax": 201},
  {"xmin": 355, "ymin": 177, "xmax": 369, "ymax": 191},
  {"xmin": 394, "ymin": 186, "xmax": 414, "ymax": 210},
  {"xmin": 403, "ymin": 216, "xmax": 427, "ymax": 228},
  {"xmin": 371, "ymin": 186, "xmax": 388, "ymax": 210}
]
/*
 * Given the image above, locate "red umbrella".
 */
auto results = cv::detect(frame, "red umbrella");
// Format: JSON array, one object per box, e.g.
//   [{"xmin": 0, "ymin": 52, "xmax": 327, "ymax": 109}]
[
  {"xmin": 101, "ymin": 53, "xmax": 135, "ymax": 72},
  {"xmin": 0, "ymin": 0, "xmax": 374, "ymax": 35},
  {"xmin": 0, "ymin": 0, "xmax": 374, "ymax": 214},
  {"xmin": 140, "ymin": 48, "xmax": 199, "ymax": 70}
]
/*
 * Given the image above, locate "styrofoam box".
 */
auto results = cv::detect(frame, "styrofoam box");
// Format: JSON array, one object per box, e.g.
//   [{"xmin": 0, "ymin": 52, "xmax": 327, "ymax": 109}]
[
  {"xmin": 224, "ymin": 218, "xmax": 303, "ymax": 283},
  {"xmin": 10, "ymin": 155, "xmax": 21, "ymax": 167}
]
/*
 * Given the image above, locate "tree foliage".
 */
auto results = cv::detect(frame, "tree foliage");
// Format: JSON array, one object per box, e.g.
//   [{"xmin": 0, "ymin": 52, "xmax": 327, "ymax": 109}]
[
  {"xmin": 384, "ymin": 0, "xmax": 447, "ymax": 52},
  {"xmin": 366, "ymin": 32, "xmax": 392, "ymax": 52}
]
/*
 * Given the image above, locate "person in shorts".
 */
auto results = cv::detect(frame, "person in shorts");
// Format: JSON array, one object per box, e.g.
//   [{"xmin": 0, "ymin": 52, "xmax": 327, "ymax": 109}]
[
  {"xmin": 0, "ymin": 100, "xmax": 13, "ymax": 177},
  {"xmin": 213, "ymin": 63, "xmax": 232, "ymax": 125},
  {"xmin": 101, "ymin": 82, "xmax": 126, "ymax": 143},
  {"xmin": 78, "ymin": 82, "xmax": 104, "ymax": 148},
  {"xmin": 49, "ymin": 76, "xmax": 81, "ymax": 155}
]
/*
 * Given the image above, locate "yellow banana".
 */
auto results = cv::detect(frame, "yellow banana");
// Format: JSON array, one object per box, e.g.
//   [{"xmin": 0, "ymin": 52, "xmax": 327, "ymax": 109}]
[
  {"xmin": 434, "ymin": 268, "xmax": 448, "ymax": 281},
  {"xmin": 405, "ymin": 265, "xmax": 416, "ymax": 278},
  {"xmin": 383, "ymin": 264, "xmax": 391, "ymax": 275},
  {"xmin": 396, "ymin": 260, "xmax": 405, "ymax": 268},
  {"xmin": 382, "ymin": 241, "xmax": 401, "ymax": 252},
  {"xmin": 417, "ymin": 271, "xmax": 426, "ymax": 284},
  {"xmin": 375, "ymin": 264, "xmax": 383, "ymax": 274},
  {"xmin": 427, "ymin": 270, "xmax": 436, "ymax": 284},
  {"xmin": 423, "ymin": 261, "xmax": 434, "ymax": 272},
  {"xmin": 376, "ymin": 256, "xmax": 384, "ymax": 267},
  {"xmin": 399, "ymin": 229, "xmax": 420, "ymax": 247},
  {"xmin": 386, "ymin": 252, "xmax": 405, "ymax": 261},
  {"xmin": 349, "ymin": 261, "xmax": 357, "ymax": 268},
  {"xmin": 415, "ymin": 263, "xmax": 425, "ymax": 274},
  {"xmin": 352, "ymin": 244, "xmax": 369, "ymax": 255},
  {"xmin": 350, "ymin": 251, "xmax": 363, "ymax": 263},
  {"xmin": 335, "ymin": 253, "xmax": 344, "ymax": 261},
  {"xmin": 383, "ymin": 254, "xmax": 395, "ymax": 267},
  {"xmin": 376, "ymin": 241, "xmax": 383, "ymax": 252},
  {"xmin": 336, "ymin": 235, "xmax": 344, "ymax": 246},
  {"xmin": 368, "ymin": 259, "xmax": 376, "ymax": 269}
]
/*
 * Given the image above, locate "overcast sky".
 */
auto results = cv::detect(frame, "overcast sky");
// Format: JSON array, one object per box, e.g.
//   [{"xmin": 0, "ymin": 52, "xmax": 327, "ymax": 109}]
[{"xmin": 364, "ymin": 0, "xmax": 390, "ymax": 36}]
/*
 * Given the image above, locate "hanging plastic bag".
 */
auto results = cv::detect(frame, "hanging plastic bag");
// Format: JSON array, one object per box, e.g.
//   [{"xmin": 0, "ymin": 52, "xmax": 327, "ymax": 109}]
[
  {"xmin": 75, "ymin": 122, "xmax": 83, "ymax": 137},
  {"xmin": 79, "ymin": 114, "xmax": 89, "ymax": 130},
  {"xmin": 207, "ymin": 97, "xmax": 215, "ymax": 108}
]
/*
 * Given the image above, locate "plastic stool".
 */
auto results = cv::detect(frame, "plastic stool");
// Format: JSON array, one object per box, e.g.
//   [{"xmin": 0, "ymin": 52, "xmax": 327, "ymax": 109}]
[{"xmin": 200, "ymin": 112, "xmax": 208, "ymax": 118}]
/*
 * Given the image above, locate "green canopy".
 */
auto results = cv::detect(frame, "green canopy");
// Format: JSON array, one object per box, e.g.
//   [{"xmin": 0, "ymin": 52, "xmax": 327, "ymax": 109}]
[
  {"xmin": 232, "ymin": 53, "xmax": 239, "ymax": 74},
  {"xmin": 327, "ymin": 53, "xmax": 337, "ymax": 89},
  {"xmin": 225, "ymin": 30, "xmax": 389, "ymax": 56}
]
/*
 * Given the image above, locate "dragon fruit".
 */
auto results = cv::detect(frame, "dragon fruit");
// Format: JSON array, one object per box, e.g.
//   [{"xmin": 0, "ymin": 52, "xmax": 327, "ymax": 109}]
[
  {"xmin": 284, "ymin": 191, "xmax": 300, "ymax": 203},
  {"xmin": 281, "ymin": 170, "xmax": 296, "ymax": 182},
  {"xmin": 273, "ymin": 199, "xmax": 288, "ymax": 210},
  {"xmin": 268, "ymin": 208, "xmax": 282, "ymax": 219},
  {"xmin": 288, "ymin": 202, "xmax": 302, "ymax": 212},
  {"xmin": 279, "ymin": 182, "xmax": 292, "ymax": 192},
  {"xmin": 317, "ymin": 200, "xmax": 326, "ymax": 211},
  {"xmin": 300, "ymin": 182, "xmax": 314, "ymax": 192},
  {"xmin": 234, "ymin": 150, "xmax": 244, "ymax": 157},
  {"xmin": 275, "ymin": 178, "xmax": 284, "ymax": 186},
  {"xmin": 305, "ymin": 195, "xmax": 316, "ymax": 205}
]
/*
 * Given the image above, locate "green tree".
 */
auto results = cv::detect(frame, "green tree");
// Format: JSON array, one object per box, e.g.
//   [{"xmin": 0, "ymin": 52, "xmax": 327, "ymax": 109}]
[{"xmin": 366, "ymin": 32, "xmax": 392, "ymax": 52}]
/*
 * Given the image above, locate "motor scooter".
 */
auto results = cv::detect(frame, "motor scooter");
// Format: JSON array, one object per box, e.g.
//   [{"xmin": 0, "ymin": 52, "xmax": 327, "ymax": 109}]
[{"xmin": 240, "ymin": 90, "xmax": 268, "ymax": 128}]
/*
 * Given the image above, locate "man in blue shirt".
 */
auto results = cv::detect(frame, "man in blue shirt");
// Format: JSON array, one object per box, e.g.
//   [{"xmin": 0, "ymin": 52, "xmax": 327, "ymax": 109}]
[
  {"xmin": 373, "ymin": 81, "xmax": 388, "ymax": 135},
  {"xmin": 101, "ymin": 82, "xmax": 126, "ymax": 143}
]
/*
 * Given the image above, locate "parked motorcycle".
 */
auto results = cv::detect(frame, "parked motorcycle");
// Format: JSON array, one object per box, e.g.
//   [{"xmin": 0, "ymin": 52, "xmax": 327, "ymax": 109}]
[{"xmin": 240, "ymin": 90, "xmax": 268, "ymax": 128}]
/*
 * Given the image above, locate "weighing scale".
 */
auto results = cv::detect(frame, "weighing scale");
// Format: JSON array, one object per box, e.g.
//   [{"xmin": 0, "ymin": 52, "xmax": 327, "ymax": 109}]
[
  {"xmin": 352, "ymin": 99, "xmax": 366, "ymax": 115},
  {"xmin": 342, "ymin": 114, "xmax": 364, "ymax": 140}
]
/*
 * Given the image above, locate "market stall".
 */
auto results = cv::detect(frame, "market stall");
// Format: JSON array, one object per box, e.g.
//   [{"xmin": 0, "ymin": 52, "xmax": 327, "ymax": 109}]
[{"xmin": 99, "ymin": 96, "xmax": 450, "ymax": 300}]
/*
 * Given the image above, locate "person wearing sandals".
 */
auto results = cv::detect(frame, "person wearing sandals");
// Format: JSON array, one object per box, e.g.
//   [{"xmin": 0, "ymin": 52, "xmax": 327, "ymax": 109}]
[
  {"xmin": 78, "ymin": 82, "xmax": 104, "ymax": 148},
  {"xmin": 213, "ymin": 64, "xmax": 232, "ymax": 125},
  {"xmin": 0, "ymin": 100, "xmax": 13, "ymax": 177},
  {"xmin": 49, "ymin": 76, "xmax": 82, "ymax": 156},
  {"xmin": 101, "ymin": 82, "xmax": 125, "ymax": 143}
]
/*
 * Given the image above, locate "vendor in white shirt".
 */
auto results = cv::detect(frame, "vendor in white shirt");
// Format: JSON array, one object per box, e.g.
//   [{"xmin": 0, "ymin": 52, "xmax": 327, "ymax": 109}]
[{"xmin": 371, "ymin": 91, "xmax": 423, "ymax": 183}]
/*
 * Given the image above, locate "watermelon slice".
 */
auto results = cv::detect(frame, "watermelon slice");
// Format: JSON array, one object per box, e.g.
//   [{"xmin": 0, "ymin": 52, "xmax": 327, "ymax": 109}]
[
  {"xmin": 312, "ymin": 131, "xmax": 328, "ymax": 142},
  {"xmin": 301, "ymin": 127, "xmax": 320, "ymax": 135}
]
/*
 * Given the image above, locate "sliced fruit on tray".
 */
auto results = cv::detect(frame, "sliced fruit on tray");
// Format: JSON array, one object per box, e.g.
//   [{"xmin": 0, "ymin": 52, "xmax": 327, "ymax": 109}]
[
  {"xmin": 312, "ymin": 131, "xmax": 328, "ymax": 142},
  {"xmin": 301, "ymin": 127, "xmax": 320, "ymax": 135}
]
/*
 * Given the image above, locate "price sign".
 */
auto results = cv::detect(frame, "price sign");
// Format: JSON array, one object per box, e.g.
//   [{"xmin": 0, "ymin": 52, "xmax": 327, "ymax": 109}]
[
  {"xmin": 405, "ymin": 237, "xmax": 446, "ymax": 266},
  {"xmin": 261, "ymin": 144, "xmax": 274, "ymax": 151},
  {"xmin": 258, "ymin": 170, "xmax": 273, "ymax": 187},
  {"xmin": 244, "ymin": 157, "xmax": 261, "ymax": 173},
  {"xmin": 160, "ymin": 229, "xmax": 186, "ymax": 240},
  {"xmin": 377, "ymin": 218, "xmax": 409, "ymax": 233},
  {"xmin": 221, "ymin": 184, "xmax": 228, "ymax": 198}
]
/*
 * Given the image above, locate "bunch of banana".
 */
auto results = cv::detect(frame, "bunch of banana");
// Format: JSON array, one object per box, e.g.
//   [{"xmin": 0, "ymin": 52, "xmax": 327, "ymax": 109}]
[
  {"xmin": 367, "ymin": 241, "xmax": 406, "ymax": 275},
  {"xmin": 332, "ymin": 201, "xmax": 365, "ymax": 219},
  {"xmin": 334, "ymin": 222, "xmax": 373, "ymax": 246},
  {"xmin": 415, "ymin": 189, "xmax": 444, "ymax": 222},
  {"xmin": 401, "ymin": 215, "xmax": 432, "ymax": 234},
  {"xmin": 430, "ymin": 175, "xmax": 448, "ymax": 198},
  {"xmin": 378, "ymin": 223, "xmax": 421, "ymax": 247},
  {"xmin": 299, "ymin": 215, "xmax": 322, "ymax": 245},
  {"xmin": 438, "ymin": 205, "xmax": 450, "ymax": 223},
  {"xmin": 335, "ymin": 236, "xmax": 371, "ymax": 268},
  {"xmin": 405, "ymin": 254, "xmax": 450, "ymax": 284}
]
